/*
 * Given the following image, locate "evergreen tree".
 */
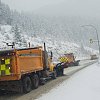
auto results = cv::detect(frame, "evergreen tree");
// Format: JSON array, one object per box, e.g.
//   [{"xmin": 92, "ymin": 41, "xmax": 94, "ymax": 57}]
[
  {"xmin": 21, "ymin": 36, "xmax": 27, "ymax": 47},
  {"xmin": 14, "ymin": 25, "xmax": 22, "ymax": 46},
  {"xmin": 5, "ymin": 34, "xmax": 10, "ymax": 40}
]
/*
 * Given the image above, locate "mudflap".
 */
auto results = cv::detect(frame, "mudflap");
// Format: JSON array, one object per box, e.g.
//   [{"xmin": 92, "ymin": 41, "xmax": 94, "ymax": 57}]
[{"xmin": 0, "ymin": 80, "xmax": 23, "ymax": 93}]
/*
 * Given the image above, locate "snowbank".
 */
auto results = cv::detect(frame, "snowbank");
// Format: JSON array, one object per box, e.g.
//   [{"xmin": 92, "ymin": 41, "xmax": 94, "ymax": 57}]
[{"xmin": 37, "ymin": 63, "xmax": 100, "ymax": 100}]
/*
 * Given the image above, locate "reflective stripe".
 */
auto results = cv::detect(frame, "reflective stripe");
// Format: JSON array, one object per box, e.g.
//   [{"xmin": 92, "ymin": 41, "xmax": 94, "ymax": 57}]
[
  {"xmin": 1, "ymin": 65, "xmax": 6, "ymax": 70},
  {"xmin": 59, "ymin": 57, "xmax": 68, "ymax": 62},
  {"xmin": 0, "ymin": 58, "xmax": 11, "ymax": 76},
  {"xmin": 5, "ymin": 59, "xmax": 10, "ymax": 64},
  {"xmin": 5, "ymin": 69, "xmax": 11, "ymax": 75}
]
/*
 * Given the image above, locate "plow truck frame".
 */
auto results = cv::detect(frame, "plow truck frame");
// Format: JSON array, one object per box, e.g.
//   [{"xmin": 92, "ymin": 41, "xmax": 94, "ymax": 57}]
[{"xmin": 0, "ymin": 44, "xmax": 56, "ymax": 93}]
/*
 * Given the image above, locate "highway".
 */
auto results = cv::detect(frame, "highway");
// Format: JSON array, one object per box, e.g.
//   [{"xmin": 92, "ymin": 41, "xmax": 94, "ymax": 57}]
[{"xmin": 0, "ymin": 59, "xmax": 97, "ymax": 100}]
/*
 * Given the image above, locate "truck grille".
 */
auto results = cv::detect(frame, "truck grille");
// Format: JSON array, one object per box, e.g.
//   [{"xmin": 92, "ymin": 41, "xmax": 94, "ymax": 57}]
[{"xmin": 0, "ymin": 58, "xmax": 11, "ymax": 76}]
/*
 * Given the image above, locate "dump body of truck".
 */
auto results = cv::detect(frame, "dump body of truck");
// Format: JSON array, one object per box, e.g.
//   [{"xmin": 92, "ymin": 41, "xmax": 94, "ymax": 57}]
[
  {"xmin": 59, "ymin": 53, "xmax": 80, "ymax": 67},
  {"xmin": 0, "ymin": 47, "xmax": 43, "ymax": 81},
  {"xmin": 59, "ymin": 53, "xmax": 75, "ymax": 63},
  {"xmin": 64, "ymin": 53, "xmax": 75, "ymax": 63},
  {"xmin": 0, "ymin": 46, "xmax": 56, "ymax": 93}
]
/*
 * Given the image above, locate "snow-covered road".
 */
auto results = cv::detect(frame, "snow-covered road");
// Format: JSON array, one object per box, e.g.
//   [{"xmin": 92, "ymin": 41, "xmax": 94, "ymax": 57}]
[{"xmin": 37, "ymin": 63, "xmax": 100, "ymax": 100}]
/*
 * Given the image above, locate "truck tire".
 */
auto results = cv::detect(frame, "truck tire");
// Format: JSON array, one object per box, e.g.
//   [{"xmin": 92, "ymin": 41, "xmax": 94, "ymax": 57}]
[
  {"xmin": 22, "ymin": 76, "xmax": 32, "ymax": 93},
  {"xmin": 40, "ymin": 78, "xmax": 46, "ymax": 85},
  {"xmin": 74, "ymin": 60, "xmax": 80, "ymax": 66},
  {"xmin": 31, "ymin": 74, "xmax": 39, "ymax": 89},
  {"xmin": 74, "ymin": 61, "xmax": 79, "ymax": 66},
  {"xmin": 51, "ymin": 70, "xmax": 57, "ymax": 79}
]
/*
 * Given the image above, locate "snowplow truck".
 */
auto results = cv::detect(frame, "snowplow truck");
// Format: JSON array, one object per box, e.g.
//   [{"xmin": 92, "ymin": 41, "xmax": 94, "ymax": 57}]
[
  {"xmin": 90, "ymin": 54, "xmax": 98, "ymax": 60},
  {"xmin": 0, "ymin": 44, "xmax": 56, "ymax": 93},
  {"xmin": 59, "ymin": 53, "xmax": 80, "ymax": 67}
]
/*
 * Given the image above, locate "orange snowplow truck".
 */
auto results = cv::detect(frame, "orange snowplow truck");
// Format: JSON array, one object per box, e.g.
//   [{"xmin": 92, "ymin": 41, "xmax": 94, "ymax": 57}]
[
  {"xmin": 59, "ymin": 53, "xmax": 80, "ymax": 67},
  {"xmin": 0, "ymin": 44, "xmax": 56, "ymax": 93}
]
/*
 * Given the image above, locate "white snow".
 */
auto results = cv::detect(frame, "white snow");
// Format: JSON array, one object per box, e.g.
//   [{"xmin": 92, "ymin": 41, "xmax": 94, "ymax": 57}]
[
  {"xmin": 37, "ymin": 63, "xmax": 100, "ymax": 100},
  {"xmin": 1, "ymin": 25, "xmax": 12, "ymax": 33},
  {"xmin": 0, "ymin": 25, "xmax": 98, "ymax": 61},
  {"xmin": 0, "ymin": 25, "xmax": 99, "ymax": 100}
]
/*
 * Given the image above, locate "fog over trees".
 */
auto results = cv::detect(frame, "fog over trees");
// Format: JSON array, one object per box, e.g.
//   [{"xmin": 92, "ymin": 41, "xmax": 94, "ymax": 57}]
[{"xmin": 0, "ymin": 0, "xmax": 100, "ymax": 49}]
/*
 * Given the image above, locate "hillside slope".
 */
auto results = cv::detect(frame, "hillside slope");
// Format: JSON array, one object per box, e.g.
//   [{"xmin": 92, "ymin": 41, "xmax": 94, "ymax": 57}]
[{"xmin": 0, "ymin": 25, "xmax": 98, "ymax": 61}]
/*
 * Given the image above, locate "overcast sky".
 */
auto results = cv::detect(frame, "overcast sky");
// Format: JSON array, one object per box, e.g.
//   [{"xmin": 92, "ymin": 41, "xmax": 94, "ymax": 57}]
[
  {"xmin": 2, "ymin": 0, "xmax": 64, "ymax": 12},
  {"xmin": 2, "ymin": 0, "xmax": 100, "ymax": 17}
]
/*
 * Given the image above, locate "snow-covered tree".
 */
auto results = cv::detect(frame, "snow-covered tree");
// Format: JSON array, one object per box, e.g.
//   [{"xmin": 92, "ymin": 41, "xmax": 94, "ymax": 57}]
[
  {"xmin": 14, "ymin": 25, "xmax": 22, "ymax": 46},
  {"xmin": 21, "ymin": 35, "xmax": 27, "ymax": 47},
  {"xmin": 5, "ymin": 34, "xmax": 10, "ymax": 40}
]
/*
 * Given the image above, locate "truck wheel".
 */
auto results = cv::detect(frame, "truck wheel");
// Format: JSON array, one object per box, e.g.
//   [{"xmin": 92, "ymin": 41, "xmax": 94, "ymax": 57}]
[
  {"xmin": 22, "ymin": 76, "xmax": 32, "ymax": 93},
  {"xmin": 74, "ymin": 61, "xmax": 79, "ymax": 66},
  {"xmin": 52, "ymin": 70, "xmax": 57, "ymax": 79},
  {"xmin": 31, "ymin": 74, "xmax": 39, "ymax": 89},
  {"xmin": 40, "ymin": 78, "xmax": 46, "ymax": 85}
]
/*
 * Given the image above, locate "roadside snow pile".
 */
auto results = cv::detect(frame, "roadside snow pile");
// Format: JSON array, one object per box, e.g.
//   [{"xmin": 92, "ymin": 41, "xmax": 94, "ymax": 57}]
[
  {"xmin": 0, "ymin": 25, "xmax": 98, "ymax": 60},
  {"xmin": 36, "ymin": 63, "xmax": 100, "ymax": 100}
]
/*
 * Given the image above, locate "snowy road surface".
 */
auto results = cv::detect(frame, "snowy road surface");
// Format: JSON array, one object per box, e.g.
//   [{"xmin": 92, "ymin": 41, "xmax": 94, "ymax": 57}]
[
  {"xmin": 37, "ymin": 63, "xmax": 100, "ymax": 100},
  {"xmin": 0, "ymin": 60, "xmax": 96, "ymax": 100}
]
